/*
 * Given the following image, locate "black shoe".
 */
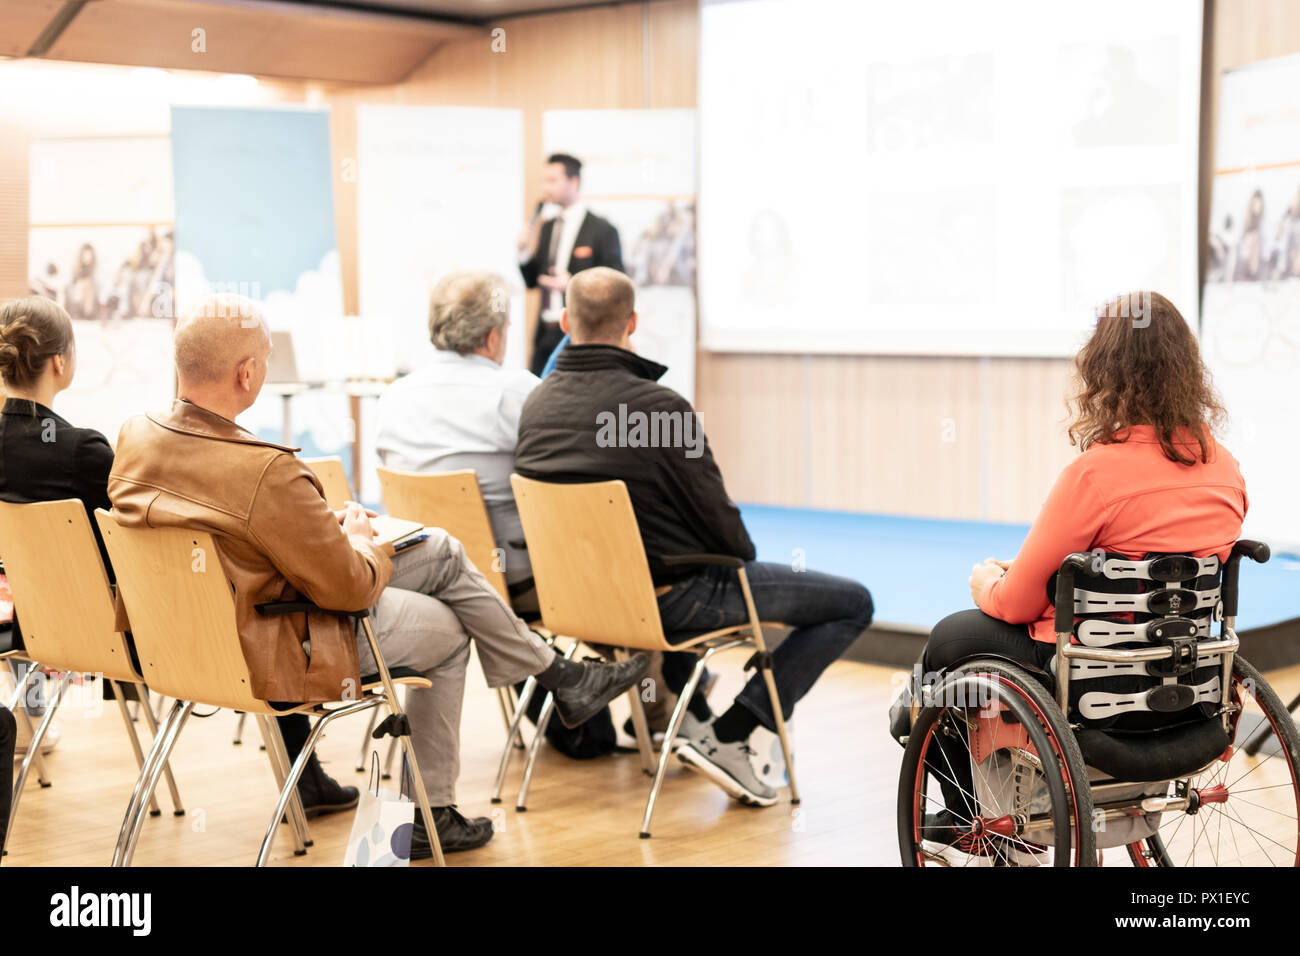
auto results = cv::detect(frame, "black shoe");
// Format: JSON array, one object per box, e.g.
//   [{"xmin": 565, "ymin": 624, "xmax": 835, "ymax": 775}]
[
  {"xmin": 411, "ymin": 806, "xmax": 494, "ymax": 857},
  {"xmin": 296, "ymin": 754, "xmax": 360, "ymax": 819},
  {"xmin": 553, "ymin": 653, "xmax": 651, "ymax": 730}
]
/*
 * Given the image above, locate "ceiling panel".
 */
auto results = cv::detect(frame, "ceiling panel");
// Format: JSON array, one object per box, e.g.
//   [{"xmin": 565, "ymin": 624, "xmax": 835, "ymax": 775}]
[
  {"xmin": 33, "ymin": 0, "xmax": 478, "ymax": 84},
  {"xmin": 0, "ymin": 0, "xmax": 70, "ymax": 57},
  {"xmin": 284, "ymin": 0, "xmax": 618, "ymax": 23}
]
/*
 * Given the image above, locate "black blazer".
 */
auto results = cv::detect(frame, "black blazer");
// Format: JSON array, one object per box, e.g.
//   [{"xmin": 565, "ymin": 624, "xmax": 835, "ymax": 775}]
[
  {"xmin": 519, "ymin": 210, "xmax": 624, "ymax": 293},
  {"xmin": 0, "ymin": 397, "xmax": 115, "ymax": 577}
]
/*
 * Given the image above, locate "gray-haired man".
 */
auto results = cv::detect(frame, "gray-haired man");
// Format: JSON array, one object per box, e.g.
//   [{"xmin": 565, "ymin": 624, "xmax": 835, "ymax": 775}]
[{"xmin": 375, "ymin": 271, "xmax": 539, "ymax": 607}]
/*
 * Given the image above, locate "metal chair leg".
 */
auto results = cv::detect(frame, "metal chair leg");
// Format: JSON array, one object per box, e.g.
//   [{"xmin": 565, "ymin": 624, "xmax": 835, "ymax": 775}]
[
  {"xmin": 268, "ymin": 718, "xmax": 314, "ymax": 849},
  {"xmin": 113, "ymin": 683, "xmax": 162, "ymax": 818},
  {"xmin": 357, "ymin": 706, "xmax": 379, "ymax": 772},
  {"xmin": 134, "ymin": 685, "xmax": 184, "ymax": 815},
  {"xmin": 3, "ymin": 665, "xmax": 27, "ymax": 710},
  {"xmin": 620, "ymin": 647, "xmax": 657, "ymax": 775},
  {"xmin": 495, "ymin": 685, "xmax": 522, "ymax": 746},
  {"xmin": 506, "ymin": 685, "xmax": 526, "ymax": 749},
  {"xmin": 491, "ymin": 675, "xmax": 539, "ymax": 803},
  {"xmin": 737, "ymin": 567, "xmax": 799, "ymax": 804},
  {"xmin": 232, "ymin": 711, "xmax": 247, "ymax": 745},
  {"xmin": 640, "ymin": 647, "xmax": 720, "ymax": 838},
  {"xmin": 113, "ymin": 699, "xmax": 195, "ymax": 867},
  {"xmin": 255, "ymin": 715, "xmax": 310, "ymax": 855},
  {"xmin": 6, "ymin": 663, "xmax": 52, "ymax": 788},
  {"xmin": 516, "ymin": 639, "xmax": 579, "ymax": 811},
  {"xmin": 358, "ymin": 615, "xmax": 443, "ymax": 866},
  {"xmin": 13, "ymin": 704, "xmax": 52, "ymax": 788},
  {"xmin": 254, "ymin": 699, "xmax": 376, "ymax": 866},
  {"xmin": 2, "ymin": 672, "xmax": 71, "ymax": 857}
]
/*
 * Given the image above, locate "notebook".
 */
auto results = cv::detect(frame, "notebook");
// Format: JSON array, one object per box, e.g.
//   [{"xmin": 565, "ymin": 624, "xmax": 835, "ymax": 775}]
[{"xmin": 367, "ymin": 515, "xmax": 425, "ymax": 556}]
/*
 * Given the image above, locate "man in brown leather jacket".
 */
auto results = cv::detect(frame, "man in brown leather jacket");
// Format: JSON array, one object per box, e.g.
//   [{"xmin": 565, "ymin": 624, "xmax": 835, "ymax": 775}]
[{"xmin": 108, "ymin": 294, "xmax": 647, "ymax": 855}]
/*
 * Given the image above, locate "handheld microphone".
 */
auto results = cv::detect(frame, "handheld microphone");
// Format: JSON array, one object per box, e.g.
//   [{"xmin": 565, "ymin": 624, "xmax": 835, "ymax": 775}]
[{"xmin": 530, "ymin": 199, "xmax": 546, "ymax": 224}]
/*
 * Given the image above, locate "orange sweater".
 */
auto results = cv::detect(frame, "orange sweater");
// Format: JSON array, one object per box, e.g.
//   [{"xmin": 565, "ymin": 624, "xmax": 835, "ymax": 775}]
[{"xmin": 978, "ymin": 425, "xmax": 1248, "ymax": 643}]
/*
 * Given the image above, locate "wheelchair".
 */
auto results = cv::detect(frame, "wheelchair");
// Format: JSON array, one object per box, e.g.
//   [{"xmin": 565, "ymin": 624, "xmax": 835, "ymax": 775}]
[{"xmin": 895, "ymin": 540, "xmax": 1300, "ymax": 866}]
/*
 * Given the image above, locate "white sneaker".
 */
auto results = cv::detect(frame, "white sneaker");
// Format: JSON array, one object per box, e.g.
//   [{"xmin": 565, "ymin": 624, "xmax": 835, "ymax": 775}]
[
  {"xmin": 676, "ymin": 724, "xmax": 778, "ymax": 807},
  {"xmin": 669, "ymin": 711, "xmax": 710, "ymax": 752}
]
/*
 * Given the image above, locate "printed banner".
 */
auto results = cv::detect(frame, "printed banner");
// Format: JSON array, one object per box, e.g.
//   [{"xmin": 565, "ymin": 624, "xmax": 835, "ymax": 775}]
[
  {"xmin": 171, "ymin": 105, "xmax": 355, "ymax": 485},
  {"xmin": 1203, "ymin": 53, "xmax": 1300, "ymax": 554}
]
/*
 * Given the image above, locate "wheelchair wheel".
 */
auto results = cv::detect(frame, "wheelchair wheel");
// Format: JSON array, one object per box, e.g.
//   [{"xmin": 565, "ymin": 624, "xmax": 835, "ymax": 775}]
[
  {"xmin": 898, "ymin": 658, "xmax": 1097, "ymax": 866},
  {"xmin": 1126, "ymin": 655, "xmax": 1300, "ymax": 867}
]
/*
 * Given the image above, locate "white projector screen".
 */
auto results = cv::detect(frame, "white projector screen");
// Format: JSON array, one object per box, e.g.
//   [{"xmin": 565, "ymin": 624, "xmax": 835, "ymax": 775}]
[{"xmin": 697, "ymin": 0, "xmax": 1202, "ymax": 356}]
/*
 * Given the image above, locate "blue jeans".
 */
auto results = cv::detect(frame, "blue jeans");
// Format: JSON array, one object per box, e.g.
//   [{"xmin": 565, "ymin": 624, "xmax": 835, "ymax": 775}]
[{"xmin": 656, "ymin": 561, "xmax": 873, "ymax": 732}]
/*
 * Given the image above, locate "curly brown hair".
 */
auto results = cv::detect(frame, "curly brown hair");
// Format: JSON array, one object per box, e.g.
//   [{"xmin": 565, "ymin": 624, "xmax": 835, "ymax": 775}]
[{"xmin": 1067, "ymin": 291, "xmax": 1225, "ymax": 466}]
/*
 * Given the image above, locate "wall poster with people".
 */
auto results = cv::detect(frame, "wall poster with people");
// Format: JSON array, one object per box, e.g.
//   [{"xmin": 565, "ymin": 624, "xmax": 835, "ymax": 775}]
[
  {"xmin": 1203, "ymin": 52, "xmax": 1300, "ymax": 553},
  {"xmin": 26, "ymin": 135, "xmax": 177, "ymax": 444},
  {"xmin": 542, "ymin": 109, "xmax": 697, "ymax": 401}
]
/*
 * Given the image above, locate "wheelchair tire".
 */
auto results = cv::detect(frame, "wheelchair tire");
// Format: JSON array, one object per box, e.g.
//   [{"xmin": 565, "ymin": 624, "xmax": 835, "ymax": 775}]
[
  {"xmin": 1127, "ymin": 654, "xmax": 1300, "ymax": 867},
  {"xmin": 898, "ymin": 657, "xmax": 1097, "ymax": 866}
]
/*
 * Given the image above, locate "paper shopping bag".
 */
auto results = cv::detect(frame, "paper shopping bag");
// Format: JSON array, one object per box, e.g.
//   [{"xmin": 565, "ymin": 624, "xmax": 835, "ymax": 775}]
[{"xmin": 343, "ymin": 753, "xmax": 416, "ymax": 867}]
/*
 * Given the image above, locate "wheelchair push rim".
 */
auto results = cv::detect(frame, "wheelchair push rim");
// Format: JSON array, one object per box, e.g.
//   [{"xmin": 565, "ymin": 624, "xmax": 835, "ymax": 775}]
[
  {"xmin": 1127, "ymin": 657, "xmax": 1300, "ymax": 867},
  {"xmin": 898, "ymin": 659, "xmax": 1096, "ymax": 867}
]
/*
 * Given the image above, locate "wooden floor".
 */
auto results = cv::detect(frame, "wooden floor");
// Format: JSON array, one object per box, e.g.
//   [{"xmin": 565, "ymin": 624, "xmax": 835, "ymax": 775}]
[{"xmin": 6, "ymin": 652, "xmax": 1300, "ymax": 867}]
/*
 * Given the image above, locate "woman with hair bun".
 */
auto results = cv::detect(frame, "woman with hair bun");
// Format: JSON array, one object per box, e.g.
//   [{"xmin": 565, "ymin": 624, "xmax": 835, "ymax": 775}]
[
  {"xmin": 0, "ymin": 296, "xmax": 114, "ymax": 765},
  {"xmin": 0, "ymin": 296, "xmax": 114, "ymax": 537}
]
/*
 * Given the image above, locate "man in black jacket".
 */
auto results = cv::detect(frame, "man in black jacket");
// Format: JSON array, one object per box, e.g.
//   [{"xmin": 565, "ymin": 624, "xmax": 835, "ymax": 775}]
[
  {"xmin": 515, "ymin": 268, "xmax": 874, "ymax": 807},
  {"xmin": 517, "ymin": 153, "xmax": 623, "ymax": 375}
]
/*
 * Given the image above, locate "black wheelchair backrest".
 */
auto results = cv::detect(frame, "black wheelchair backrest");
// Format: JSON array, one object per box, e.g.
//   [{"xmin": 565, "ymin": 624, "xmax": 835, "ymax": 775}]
[{"xmin": 1045, "ymin": 545, "xmax": 1261, "ymax": 730}]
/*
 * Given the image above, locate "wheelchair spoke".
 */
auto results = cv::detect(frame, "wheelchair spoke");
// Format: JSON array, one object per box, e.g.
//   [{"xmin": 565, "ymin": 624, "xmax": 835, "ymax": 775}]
[
  {"xmin": 1213, "ymin": 802, "xmax": 1225, "ymax": 867},
  {"xmin": 1222, "ymin": 749, "xmax": 1281, "ymax": 793},
  {"xmin": 1218, "ymin": 799, "xmax": 1293, "ymax": 865},
  {"xmin": 1226, "ymin": 794, "xmax": 1298, "ymax": 820}
]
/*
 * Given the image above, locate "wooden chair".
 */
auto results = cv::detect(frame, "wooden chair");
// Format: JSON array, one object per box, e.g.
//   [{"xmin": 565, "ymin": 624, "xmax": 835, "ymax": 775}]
[
  {"xmin": 0, "ymin": 569, "xmax": 54, "ymax": 804},
  {"xmin": 302, "ymin": 455, "xmax": 355, "ymax": 511},
  {"xmin": 508, "ymin": 474, "xmax": 799, "ymax": 836},
  {"xmin": 277, "ymin": 456, "xmax": 415, "ymax": 779},
  {"xmin": 377, "ymin": 466, "xmax": 525, "ymax": 753},
  {"xmin": 94, "ymin": 509, "xmax": 445, "ymax": 867},
  {"xmin": 0, "ymin": 500, "xmax": 184, "ymax": 859},
  {"xmin": 377, "ymin": 467, "xmax": 510, "ymax": 600}
]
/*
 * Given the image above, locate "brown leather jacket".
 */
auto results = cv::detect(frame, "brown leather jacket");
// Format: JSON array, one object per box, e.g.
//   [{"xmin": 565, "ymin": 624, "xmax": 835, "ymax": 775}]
[{"xmin": 108, "ymin": 399, "xmax": 392, "ymax": 702}]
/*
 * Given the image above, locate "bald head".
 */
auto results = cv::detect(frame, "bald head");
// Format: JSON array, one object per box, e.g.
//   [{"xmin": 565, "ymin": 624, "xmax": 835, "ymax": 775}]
[
  {"xmin": 564, "ymin": 268, "xmax": 636, "ymax": 345},
  {"xmin": 175, "ymin": 294, "xmax": 269, "ymax": 386},
  {"xmin": 174, "ymin": 294, "xmax": 271, "ymax": 418}
]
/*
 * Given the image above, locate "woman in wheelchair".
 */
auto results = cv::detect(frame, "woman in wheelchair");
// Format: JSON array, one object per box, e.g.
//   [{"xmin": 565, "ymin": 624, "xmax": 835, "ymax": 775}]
[{"xmin": 893, "ymin": 291, "xmax": 1300, "ymax": 866}]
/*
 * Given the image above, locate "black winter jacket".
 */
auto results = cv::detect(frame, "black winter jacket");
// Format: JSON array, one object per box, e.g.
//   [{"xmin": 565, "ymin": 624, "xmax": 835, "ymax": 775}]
[{"xmin": 514, "ymin": 344, "xmax": 755, "ymax": 584}]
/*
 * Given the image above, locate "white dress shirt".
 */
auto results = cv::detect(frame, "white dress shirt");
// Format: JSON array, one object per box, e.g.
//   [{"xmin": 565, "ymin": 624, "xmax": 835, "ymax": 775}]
[
  {"xmin": 374, "ymin": 350, "xmax": 541, "ymax": 585},
  {"xmin": 541, "ymin": 201, "xmax": 588, "ymax": 321}
]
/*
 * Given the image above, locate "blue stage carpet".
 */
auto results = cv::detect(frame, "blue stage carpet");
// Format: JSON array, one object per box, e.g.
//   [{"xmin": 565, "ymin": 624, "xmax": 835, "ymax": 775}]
[{"xmin": 739, "ymin": 504, "xmax": 1300, "ymax": 634}]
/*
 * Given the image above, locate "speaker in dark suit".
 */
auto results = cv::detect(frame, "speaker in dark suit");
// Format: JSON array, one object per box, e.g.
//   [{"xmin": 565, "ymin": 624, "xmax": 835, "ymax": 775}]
[{"xmin": 518, "ymin": 153, "xmax": 624, "ymax": 375}]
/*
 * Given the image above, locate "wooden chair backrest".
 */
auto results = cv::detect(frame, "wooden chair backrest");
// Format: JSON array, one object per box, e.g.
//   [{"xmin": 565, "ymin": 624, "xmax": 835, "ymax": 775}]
[
  {"xmin": 302, "ymin": 456, "xmax": 353, "ymax": 510},
  {"xmin": 0, "ymin": 499, "xmax": 139, "ymax": 681},
  {"xmin": 377, "ymin": 467, "xmax": 508, "ymax": 601},
  {"xmin": 94, "ymin": 509, "xmax": 266, "ymax": 712},
  {"xmin": 510, "ymin": 474, "xmax": 669, "ymax": 650}
]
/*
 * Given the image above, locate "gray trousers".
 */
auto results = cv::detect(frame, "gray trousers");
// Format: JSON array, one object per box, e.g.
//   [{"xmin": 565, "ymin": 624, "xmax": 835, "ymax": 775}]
[{"xmin": 355, "ymin": 530, "xmax": 554, "ymax": 805}]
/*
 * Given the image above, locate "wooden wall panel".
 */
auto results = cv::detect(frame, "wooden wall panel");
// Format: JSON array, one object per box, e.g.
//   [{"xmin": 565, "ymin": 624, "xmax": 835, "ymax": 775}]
[{"xmin": 0, "ymin": 123, "xmax": 32, "ymax": 301}]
